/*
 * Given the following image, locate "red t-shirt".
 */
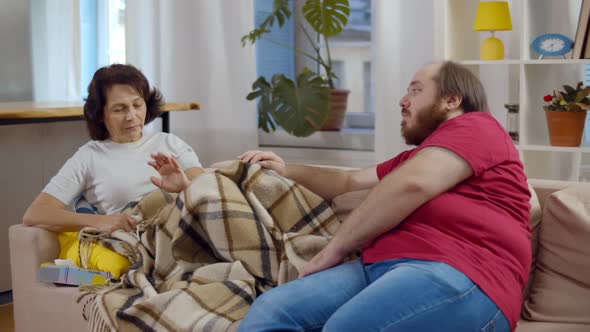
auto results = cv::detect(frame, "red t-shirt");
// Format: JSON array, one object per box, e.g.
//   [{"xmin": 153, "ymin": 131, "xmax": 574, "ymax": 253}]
[{"xmin": 362, "ymin": 112, "xmax": 531, "ymax": 331}]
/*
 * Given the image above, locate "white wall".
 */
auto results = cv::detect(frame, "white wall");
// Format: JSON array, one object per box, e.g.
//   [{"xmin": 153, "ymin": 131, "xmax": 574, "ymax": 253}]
[
  {"xmin": 0, "ymin": 0, "xmax": 34, "ymax": 292},
  {"xmin": 0, "ymin": 122, "xmax": 88, "ymax": 292}
]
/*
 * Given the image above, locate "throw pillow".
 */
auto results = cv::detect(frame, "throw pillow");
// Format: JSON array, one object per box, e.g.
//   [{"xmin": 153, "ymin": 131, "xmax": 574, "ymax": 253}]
[
  {"xmin": 57, "ymin": 232, "xmax": 130, "ymax": 280},
  {"xmin": 55, "ymin": 195, "xmax": 130, "ymax": 280},
  {"xmin": 522, "ymin": 184, "xmax": 590, "ymax": 323}
]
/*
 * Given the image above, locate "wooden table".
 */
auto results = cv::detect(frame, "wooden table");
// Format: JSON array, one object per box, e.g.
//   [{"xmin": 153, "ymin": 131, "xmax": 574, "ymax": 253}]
[{"xmin": 0, "ymin": 101, "xmax": 200, "ymax": 133}]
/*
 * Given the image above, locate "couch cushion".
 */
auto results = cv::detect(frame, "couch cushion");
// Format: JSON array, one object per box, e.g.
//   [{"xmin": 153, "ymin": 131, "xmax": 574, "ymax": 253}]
[
  {"xmin": 516, "ymin": 320, "xmax": 590, "ymax": 332},
  {"xmin": 522, "ymin": 184, "xmax": 541, "ymax": 302},
  {"xmin": 522, "ymin": 184, "xmax": 590, "ymax": 323}
]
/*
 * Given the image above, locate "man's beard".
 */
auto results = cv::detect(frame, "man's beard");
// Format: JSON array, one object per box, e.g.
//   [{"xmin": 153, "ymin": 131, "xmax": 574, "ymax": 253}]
[{"xmin": 401, "ymin": 103, "xmax": 447, "ymax": 146}]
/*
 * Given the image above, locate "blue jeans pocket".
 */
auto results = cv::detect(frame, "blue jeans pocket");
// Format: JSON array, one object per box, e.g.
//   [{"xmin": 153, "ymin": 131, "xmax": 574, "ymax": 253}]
[{"xmin": 480, "ymin": 309, "xmax": 506, "ymax": 332}]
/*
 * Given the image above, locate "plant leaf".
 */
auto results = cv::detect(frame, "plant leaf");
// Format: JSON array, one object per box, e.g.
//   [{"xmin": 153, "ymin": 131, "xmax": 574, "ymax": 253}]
[
  {"xmin": 247, "ymin": 76, "xmax": 276, "ymax": 132},
  {"xmin": 575, "ymin": 90, "xmax": 588, "ymax": 102},
  {"xmin": 271, "ymin": 70, "xmax": 330, "ymax": 137},
  {"xmin": 302, "ymin": 0, "xmax": 350, "ymax": 38},
  {"xmin": 241, "ymin": 0, "xmax": 292, "ymax": 46},
  {"xmin": 246, "ymin": 72, "xmax": 330, "ymax": 137},
  {"xmin": 567, "ymin": 102, "xmax": 583, "ymax": 111},
  {"xmin": 563, "ymin": 84, "xmax": 576, "ymax": 96}
]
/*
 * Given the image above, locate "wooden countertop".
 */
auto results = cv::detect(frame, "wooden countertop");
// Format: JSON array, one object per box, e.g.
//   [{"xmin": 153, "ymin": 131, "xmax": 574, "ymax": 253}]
[{"xmin": 0, "ymin": 101, "xmax": 200, "ymax": 119}]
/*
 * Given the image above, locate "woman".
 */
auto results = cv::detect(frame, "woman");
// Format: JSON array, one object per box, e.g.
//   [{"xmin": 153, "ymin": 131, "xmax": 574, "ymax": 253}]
[{"xmin": 23, "ymin": 64, "xmax": 203, "ymax": 233}]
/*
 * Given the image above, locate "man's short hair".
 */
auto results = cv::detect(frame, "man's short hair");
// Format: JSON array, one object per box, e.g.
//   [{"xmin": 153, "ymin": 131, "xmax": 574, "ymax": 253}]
[
  {"xmin": 433, "ymin": 61, "xmax": 488, "ymax": 113},
  {"xmin": 83, "ymin": 64, "xmax": 162, "ymax": 141}
]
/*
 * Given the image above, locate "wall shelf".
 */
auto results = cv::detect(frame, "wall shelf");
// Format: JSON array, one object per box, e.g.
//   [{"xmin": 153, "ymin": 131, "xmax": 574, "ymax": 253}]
[
  {"xmin": 519, "ymin": 145, "xmax": 590, "ymax": 153},
  {"xmin": 459, "ymin": 59, "xmax": 590, "ymax": 65},
  {"xmin": 436, "ymin": 0, "xmax": 588, "ymax": 181}
]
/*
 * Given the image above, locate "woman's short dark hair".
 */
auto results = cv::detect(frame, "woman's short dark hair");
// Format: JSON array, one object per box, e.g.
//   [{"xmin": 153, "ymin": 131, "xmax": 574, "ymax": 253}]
[
  {"xmin": 433, "ymin": 61, "xmax": 488, "ymax": 113},
  {"xmin": 83, "ymin": 64, "xmax": 163, "ymax": 140}
]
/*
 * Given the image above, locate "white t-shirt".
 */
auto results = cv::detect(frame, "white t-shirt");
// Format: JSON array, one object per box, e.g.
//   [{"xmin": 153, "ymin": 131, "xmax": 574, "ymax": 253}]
[{"xmin": 43, "ymin": 132, "xmax": 201, "ymax": 215}]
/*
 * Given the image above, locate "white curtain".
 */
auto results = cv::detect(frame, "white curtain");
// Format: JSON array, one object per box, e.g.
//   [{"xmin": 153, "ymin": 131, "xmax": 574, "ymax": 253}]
[
  {"xmin": 30, "ymin": 0, "xmax": 81, "ymax": 102},
  {"xmin": 125, "ymin": 0, "xmax": 258, "ymax": 166},
  {"xmin": 373, "ymin": 0, "xmax": 435, "ymax": 162}
]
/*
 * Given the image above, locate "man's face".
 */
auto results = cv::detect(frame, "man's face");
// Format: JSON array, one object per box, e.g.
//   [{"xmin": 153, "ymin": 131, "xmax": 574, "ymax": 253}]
[{"xmin": 399, "ymin": 64, "xmax": 447, "ymax": 146}]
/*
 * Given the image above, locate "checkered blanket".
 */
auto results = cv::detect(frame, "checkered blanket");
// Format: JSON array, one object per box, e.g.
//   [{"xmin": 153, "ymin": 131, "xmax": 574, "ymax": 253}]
[{"xmin": 79, "ymin": 160, "xmax": 340, "ymax": 332}]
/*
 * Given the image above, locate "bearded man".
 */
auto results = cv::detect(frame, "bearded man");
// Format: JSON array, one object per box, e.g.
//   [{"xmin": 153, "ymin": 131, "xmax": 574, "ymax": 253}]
[{"xmin": 234, "ymin": 61, "xmax": 531, "ymax": 332}]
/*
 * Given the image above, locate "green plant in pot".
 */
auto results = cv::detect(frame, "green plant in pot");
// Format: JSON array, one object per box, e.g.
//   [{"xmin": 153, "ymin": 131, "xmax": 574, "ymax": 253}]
[
  {"xmin": 242, "ymin": 0, "xmax": 350, "ymax": 137},
  {"xmin": 543, "ymin": 81, "xmax": 590, "ymax": 147}
]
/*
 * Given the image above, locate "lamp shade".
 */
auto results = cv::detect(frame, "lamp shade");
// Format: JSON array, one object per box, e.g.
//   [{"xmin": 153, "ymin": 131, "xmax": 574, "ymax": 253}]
[{"xmin": 473, "ymin": 1, "xmax": 512, "ymax": 31}]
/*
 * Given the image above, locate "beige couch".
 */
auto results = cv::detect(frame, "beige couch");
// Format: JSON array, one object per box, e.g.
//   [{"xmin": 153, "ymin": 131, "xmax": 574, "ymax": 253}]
[{"xmin": 9, "ymin": 178, "xmax": 590, "ymax": 331}]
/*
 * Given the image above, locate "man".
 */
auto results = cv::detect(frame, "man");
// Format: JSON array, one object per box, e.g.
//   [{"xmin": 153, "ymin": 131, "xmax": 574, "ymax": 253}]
[{"xmin": 236, "ymin": 61, "xmax": 531, "ymax": 332}]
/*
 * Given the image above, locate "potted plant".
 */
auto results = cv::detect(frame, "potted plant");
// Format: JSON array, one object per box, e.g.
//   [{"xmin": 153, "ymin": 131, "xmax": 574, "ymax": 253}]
[
  {"xmin": 543, "ymin": 81, "xmax": 590, "ymax": 147},
  {"xmin": 242, "ymin": 0, "xmax": 350, "ymax": 137}
]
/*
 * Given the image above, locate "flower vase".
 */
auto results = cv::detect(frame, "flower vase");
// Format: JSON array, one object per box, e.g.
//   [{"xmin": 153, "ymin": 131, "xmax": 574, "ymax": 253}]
[{"xmin": 544, "ymin": 106, "xmax": 587, "ymax": 147}]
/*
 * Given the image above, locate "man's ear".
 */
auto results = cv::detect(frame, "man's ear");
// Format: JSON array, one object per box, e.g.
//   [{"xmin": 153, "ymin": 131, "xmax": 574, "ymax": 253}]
[{"xmin": 442, "ymin": 94, "xmax": 462, "ymax": 111}]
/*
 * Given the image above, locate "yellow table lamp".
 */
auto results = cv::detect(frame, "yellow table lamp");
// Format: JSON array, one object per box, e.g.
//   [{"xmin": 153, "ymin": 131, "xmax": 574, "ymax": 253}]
[{"xmin": 473, "ymin": 1, "xmax": 512, "ymax": 60}]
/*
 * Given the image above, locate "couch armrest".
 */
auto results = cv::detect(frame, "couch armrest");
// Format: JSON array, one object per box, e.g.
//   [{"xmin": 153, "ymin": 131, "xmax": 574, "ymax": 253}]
[
  {"xmin": 9, "ymin": 224, "xmax": 89, "ymax": 331},
  {"xmin": 9, "ymin": 224, "xmax": 59, "ymax": 288}
]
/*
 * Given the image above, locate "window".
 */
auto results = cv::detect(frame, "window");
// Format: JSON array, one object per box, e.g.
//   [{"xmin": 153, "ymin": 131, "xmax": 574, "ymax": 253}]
[
  {"xmin": 254, "ymin": 0, "xmax": 375, "ymax": 151},
  {"xmin": 80, "ymin": 0, "xmax": 126, "ymax": 97},
  {"xmin": 253, "ymin": 0, "xmax": 373, "ymax": 123},
  {"xmin": 106, "ymin": 0, "xmax": 126, "ymax": 64},
  {"xmin": 332, "ymin": 60, "xmax": 345, "ymax": 89},
  {"xmin": 328, "ymin": 0, "xmax": 372, "ymax": 115},
  {"xmin": 326, "ymin": 0, "xmax": 373, "ymax": 128},
  {"xmin": 254, "ymin": 0, "xmax": 295, "ymax": 82},
  {"xmin": 80, "ymin": 0, "xmax": 98, "ymax": 97}
]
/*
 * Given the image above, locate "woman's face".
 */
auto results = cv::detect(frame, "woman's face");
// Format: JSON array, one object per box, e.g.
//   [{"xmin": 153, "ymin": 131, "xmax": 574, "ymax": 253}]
[{"xmin": 103, "ymin": 84, "xmax": 147, "ymax": 143}]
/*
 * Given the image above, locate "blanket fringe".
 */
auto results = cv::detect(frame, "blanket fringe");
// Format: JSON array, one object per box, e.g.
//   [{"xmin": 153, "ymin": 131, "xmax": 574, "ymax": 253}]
[
  {"xmin": 79, "ymin": 281, "xmax": 122, "ymax": 332},
  {"xmin": 87, "ymin": 296, "xmax": 111, "ymax": 332},
  {"xmin": 78, "ymin": 228, "xmax": 109, "ymax": 269}
]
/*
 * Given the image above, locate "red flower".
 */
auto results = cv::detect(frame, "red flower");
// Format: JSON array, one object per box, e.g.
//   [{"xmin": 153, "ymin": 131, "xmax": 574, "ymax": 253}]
[{"xmin": 543, "ymin": 94, "xmax": 553, "ymax": 102}]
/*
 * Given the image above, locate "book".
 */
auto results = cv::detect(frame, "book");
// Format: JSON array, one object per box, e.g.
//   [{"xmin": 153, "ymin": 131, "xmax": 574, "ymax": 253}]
[
  {"xmin": 38, "ymin": 263, "xmax": 112, "ymax": 286},
  {"xmin": 584, "ymin": 22, "xmax": 590, "ymax": 58},
  {"xmin": 572, "ymin": 0, "xmax": 590, "ymax": 59}
]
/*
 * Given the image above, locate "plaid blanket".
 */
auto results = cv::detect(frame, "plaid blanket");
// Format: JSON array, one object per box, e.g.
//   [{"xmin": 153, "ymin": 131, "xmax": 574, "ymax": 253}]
[{"xmin": 78, "ymin": 160, "xmax": 340, "ymax": 332}]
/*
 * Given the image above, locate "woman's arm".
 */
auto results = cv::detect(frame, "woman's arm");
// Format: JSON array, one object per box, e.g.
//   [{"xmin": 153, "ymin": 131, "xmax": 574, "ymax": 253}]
[{"xmin": 23, "ymin": 192, "xmax": 138, "ymax": 233}]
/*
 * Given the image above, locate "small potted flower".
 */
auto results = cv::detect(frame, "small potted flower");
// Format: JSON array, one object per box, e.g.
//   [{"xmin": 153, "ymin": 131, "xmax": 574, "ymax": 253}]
[{"xmin": 543, "ymin": 81, "xmax": 590, "ymax": 147}]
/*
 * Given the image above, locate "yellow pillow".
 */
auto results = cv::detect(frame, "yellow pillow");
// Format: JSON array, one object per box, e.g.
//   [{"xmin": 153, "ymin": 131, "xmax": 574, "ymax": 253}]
[{"xmin": 57, "ymin": 232, "xmax": 130, "ymax": 280}]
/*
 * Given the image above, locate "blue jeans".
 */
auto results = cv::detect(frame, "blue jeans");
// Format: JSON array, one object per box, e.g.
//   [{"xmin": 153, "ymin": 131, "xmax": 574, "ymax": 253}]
[{"xmin": 238, "ymin": 258, "xmax": 509, "ymax": 332}]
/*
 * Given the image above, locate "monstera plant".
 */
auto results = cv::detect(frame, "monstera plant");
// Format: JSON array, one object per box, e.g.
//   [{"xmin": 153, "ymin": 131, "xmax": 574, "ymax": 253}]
[{"xmin": 242, "ymin": 0, "xmax": 350, "ymax": 137}]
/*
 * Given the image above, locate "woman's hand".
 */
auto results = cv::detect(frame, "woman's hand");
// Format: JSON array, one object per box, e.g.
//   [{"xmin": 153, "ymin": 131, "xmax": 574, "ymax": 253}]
[
  {"xmin": 238, "ymin": 150, "xmax": 287, "ymax": 177},
  {"xmin": 148, "ymin": 152, "xmax": 190, "ymax": 193},
  {"xmin": 96, "ymin": 214, "xmax": 138, "ymax": 233}
]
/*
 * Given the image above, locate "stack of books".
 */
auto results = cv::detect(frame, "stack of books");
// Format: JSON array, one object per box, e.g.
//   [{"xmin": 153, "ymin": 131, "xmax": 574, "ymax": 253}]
[{"xmin": 572, "ymin": 0, "xmax": 590, "ymax": 59}]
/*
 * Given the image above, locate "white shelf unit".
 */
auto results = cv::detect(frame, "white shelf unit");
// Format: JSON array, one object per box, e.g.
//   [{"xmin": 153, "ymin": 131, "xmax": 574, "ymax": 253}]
[{"xmin": 435, "ymin": 0, "xmax": 589, "ymax": 181}]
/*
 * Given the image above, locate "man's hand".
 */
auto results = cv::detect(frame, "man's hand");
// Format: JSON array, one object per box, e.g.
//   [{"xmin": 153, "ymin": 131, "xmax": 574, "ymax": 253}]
[
  {"xmin": 238, "ymin": 150, "xmax": 287, "ymax": 177},
  {"xmin": 148, "ymin": 152, "xmax": 190, "ymax": 193},
  {"xmin": 96, "ymin": 214, "xmax": 138, "ymax": 233},
  {"xmin": 298, "ymin": 241, "xmax": 348, "ymax": 278}
]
